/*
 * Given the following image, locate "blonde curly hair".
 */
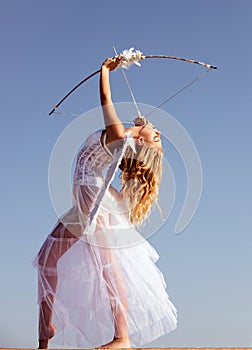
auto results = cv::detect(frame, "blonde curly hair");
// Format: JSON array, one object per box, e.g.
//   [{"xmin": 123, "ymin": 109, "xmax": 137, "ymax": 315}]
[{"xmin": 120, "ymin": 143, "xmax": 163, "ymax": 225}]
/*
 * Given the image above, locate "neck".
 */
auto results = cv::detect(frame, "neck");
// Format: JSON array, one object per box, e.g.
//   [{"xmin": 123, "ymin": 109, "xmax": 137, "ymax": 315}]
[{"xmin": 125, "ymin": 126, "xmax": 142, "ymax": 139}]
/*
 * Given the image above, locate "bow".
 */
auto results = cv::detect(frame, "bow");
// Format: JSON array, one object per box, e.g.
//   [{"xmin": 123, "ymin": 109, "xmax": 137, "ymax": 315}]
[{"xmin": 49, "ymin": 48, "xmax": 217, "ymax": 116}]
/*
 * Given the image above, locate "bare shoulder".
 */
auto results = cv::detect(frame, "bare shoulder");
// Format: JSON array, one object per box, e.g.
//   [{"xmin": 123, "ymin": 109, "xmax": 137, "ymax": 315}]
[{"xmin": 100, "ymin": 129, "xmax": 124, "ymax": 154}]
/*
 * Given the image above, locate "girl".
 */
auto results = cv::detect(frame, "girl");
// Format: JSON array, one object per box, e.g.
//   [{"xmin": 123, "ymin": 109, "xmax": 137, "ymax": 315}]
[{"xmin": 34, "ymin": 56, "xmax": 177, "ymax": 349}]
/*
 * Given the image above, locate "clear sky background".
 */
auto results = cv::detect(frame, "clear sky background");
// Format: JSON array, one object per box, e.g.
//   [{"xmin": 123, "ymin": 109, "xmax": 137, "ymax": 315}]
[{"xmin": 0, "ymin": 0, "xmax": 252, "ymax": 348}]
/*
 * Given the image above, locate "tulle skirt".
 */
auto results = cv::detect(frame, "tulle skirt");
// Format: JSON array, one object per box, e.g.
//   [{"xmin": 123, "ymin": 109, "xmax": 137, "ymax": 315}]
[{"xmin": 33, "ymin": 187, "xmax": 177, "ymax": 347}]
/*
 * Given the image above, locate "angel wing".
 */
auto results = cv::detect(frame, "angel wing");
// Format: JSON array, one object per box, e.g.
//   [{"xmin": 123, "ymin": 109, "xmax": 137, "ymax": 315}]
[{"xmin": 86, "ymin": 131, "xmax": 135, "ymax": 232}]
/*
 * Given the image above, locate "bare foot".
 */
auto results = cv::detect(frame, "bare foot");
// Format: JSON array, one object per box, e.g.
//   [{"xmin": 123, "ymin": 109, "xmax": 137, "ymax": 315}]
[
  {"xmin": 38, "ymin": 339, "xmax": 49, "ymax": 349},
  {"xmin": 98, "ymin": 336, "xmax": 131, "ymax": 349},
  {"xmin": 38, "ymin": 324, "xmax": 57, "ymax": 349}
]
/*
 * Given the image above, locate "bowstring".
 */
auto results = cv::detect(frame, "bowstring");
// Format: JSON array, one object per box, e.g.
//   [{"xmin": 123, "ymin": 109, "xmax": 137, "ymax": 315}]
[
  {"xmin": 113, "ymin": 46, "xmax": 142, "ymax": 118},
  {"xmin": 113, "ymin": 46, "xmax": 212, "ymax": 119},
  {"xmin": 52, "ymin": 58, "xmax": 212, "ymax": 117},
  {"xmin": 52, "ymin": 111, "xmax": 81, "ymax": 117},
  {"xmin": 145, "ymin": 68, "xmax": 212, "ymax": 117},
  {"xmin": 53, "ymin": 47, "xmax": 143, "ymax": 118}
]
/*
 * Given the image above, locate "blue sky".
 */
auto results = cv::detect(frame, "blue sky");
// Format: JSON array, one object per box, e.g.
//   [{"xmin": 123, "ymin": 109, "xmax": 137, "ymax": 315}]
[{"xmin": 0, "ymin": 0, "xmax": 252, "ymax": 347}]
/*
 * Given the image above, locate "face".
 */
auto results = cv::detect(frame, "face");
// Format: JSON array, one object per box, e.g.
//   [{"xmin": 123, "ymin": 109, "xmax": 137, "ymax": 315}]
[{"xmin": 139, "ymin": 122, "xmax": 162, "ymax": 151}]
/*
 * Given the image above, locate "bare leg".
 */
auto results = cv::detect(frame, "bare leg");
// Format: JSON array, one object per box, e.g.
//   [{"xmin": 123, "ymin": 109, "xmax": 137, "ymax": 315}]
[
  {"xmin": 95, "ymin": 241, "xmax": 131, "ymax": 348},
  {"xmin": 37, "ymin": 222, "xmax": 79, "ymax": 349},
  {"xmin": 38, "ymin": 216, "xmax": 131, "ymax": 348},
  {"xmin": 38, "ymin": 292, "xmax": 57, "ymax": 349}
]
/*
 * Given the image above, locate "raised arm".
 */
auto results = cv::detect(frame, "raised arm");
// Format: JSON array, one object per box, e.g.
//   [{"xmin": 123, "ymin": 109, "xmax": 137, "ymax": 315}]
[{"xmin": 100, "ymin": 57, "xmax": 125, "ymax": 144}]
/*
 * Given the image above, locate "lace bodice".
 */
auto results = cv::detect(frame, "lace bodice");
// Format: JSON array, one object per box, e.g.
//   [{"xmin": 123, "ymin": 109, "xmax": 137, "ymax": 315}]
[{"xmin": 73, "ymin": 130, "xmax": 112, "ymax": 186}]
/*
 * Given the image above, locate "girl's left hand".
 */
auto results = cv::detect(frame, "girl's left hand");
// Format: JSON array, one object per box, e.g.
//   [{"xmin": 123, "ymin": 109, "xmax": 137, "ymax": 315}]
[{"xmin": 101, "ymin": 56, "xmax": 122, "ymax": 71}]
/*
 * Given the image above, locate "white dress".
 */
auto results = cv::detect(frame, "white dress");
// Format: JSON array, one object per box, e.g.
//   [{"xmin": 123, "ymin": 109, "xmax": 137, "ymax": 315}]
[{"xmin": 33, "ymin": 129, "xmax": 177, "ymax": 347}]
